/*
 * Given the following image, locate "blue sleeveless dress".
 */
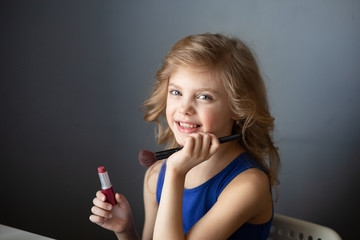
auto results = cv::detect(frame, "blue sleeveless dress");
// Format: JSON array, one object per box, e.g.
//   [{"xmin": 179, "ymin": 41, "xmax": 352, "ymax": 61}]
[{"xmin": 156, "ymin": 152, "xmax": 273, "ymax": 240}]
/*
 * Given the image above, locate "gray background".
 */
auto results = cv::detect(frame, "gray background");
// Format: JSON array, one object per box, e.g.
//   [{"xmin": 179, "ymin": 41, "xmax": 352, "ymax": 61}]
[{"xmin": 1, "ymin": 1, "xmax": 359, "ymax": 239}]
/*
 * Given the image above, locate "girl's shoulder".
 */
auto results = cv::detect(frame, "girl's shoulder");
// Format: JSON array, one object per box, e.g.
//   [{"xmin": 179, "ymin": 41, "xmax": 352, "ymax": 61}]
[
  {"xmin": 218, "ymin": 167, "xmax": 272, "ymax": 224},
  {"xmin": 222, "ymin": 163, "xmax": 270, "ymax": 199},
  {"xmin": 232, "ymin": 167, "xmax": 270, "ymax": 189},
  {"xmin": 144, "ymin": 159, "xmax": 165, "ymax": 192}
]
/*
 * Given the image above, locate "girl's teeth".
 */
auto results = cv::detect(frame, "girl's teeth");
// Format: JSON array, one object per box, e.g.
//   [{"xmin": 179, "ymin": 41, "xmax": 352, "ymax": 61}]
[{"xmin": 179, "ymin": 122, "xmax": 198, "ymax": 128}]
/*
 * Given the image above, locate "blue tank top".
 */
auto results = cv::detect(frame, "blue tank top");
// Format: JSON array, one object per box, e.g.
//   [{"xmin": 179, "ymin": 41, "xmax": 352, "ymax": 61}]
[{"xmin": 156, "ymin": 152, "xmax": 273, "ymax": 240}]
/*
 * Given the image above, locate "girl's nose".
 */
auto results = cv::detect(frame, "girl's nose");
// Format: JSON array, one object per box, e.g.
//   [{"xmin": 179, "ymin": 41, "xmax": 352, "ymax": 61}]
[{"xmin": 178, "ymin": 98, "xmax": 195, "ymax": 115}]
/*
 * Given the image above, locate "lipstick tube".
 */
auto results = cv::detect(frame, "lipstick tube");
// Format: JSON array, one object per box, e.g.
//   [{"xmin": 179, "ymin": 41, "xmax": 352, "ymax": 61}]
[{"xmin": 97, "ymin": 166, "xmax": 116, "ymax": 206}]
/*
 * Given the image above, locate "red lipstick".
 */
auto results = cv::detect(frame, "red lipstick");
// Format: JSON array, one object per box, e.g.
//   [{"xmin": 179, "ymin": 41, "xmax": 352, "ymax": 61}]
[{"xmin": 97, "ymin": 166, "xmax": 116, "ymax": 206}]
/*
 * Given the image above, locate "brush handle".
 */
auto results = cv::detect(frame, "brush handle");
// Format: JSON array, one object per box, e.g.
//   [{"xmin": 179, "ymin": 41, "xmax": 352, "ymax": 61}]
[{"xmin": 155, "ymin": 133, "xmax": 242, "ymax": 160}]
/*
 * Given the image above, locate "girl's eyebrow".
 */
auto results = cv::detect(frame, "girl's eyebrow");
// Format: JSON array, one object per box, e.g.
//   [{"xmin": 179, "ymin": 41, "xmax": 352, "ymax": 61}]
[
  {"xmin": 168, "ymin": 83, "xmax": 220, "ymax": 95},
  {"xmin": 168, "ymin": 83, "xmax": 181, "ymax": 89}
]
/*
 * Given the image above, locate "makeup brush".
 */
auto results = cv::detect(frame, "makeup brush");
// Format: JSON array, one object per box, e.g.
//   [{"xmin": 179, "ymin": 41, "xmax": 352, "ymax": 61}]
[{"xmin": 138, "ymin": 133, "xmax": 242, "ymax": 167}]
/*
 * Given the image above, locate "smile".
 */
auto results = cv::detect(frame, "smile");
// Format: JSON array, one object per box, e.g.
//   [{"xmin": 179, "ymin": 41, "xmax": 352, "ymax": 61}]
[{"xmin": 176, "ymin": 121, "xmax": 201, "ymax": 129}]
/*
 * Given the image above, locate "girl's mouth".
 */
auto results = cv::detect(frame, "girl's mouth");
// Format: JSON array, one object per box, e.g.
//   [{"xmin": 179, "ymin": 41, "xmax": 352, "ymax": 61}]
[{"xmin": 176, "ymin": 121, "xmax": 201, "ymax": 133}]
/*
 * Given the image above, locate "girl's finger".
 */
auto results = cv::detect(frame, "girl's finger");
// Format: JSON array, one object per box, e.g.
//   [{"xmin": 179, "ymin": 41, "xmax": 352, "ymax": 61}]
[
  {"xmin": 208, "ymin": 133, "xmax": 220, "ymax": 156},
  {"xmin": 183, "ymin": 135, "xmax": 195, "ymax": 155},
  {"xmin": 96, "ymin": 190, "xmax": 106, "ymax": 202},
  {"xmin": 91, "ymin": 206, "xmax": 113, "ymax": 219},
  {"xmin": 93, "ymin": 197, "xmax": 112, "ymax": 210},
  {"xmin": 192, "ymin": 134, "xmax": 203, "ymax": 156},
  {"xmin": 116, "ymin": 193, "xmax": 130, "ymax": 210},
  {"xmin": 89, "ymin": 214, "xmax": 105, "ymax": 224},
  {"xmin": 201, "ymin": 133, "xmax": 212, "ymax": 156}
]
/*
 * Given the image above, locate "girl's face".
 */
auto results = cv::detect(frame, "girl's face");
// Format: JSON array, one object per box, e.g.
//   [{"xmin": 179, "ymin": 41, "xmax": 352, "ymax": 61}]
[{"xmin": 166, "ymin": 66, "xmax": 236, "ymax": 146}]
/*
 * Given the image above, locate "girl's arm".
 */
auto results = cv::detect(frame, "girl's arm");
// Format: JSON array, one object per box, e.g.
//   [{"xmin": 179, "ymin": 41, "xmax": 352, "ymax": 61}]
[
  {"xmin": 153, "ymin": 133, "xmax": 220, "ymax": 240},
  {"xmin": 153, "ymin": 167, "xmax": 186, "ymax": 240},
  {"xmin": 142, "ymin": 161, "xmax": 162, "ymax": 240}
]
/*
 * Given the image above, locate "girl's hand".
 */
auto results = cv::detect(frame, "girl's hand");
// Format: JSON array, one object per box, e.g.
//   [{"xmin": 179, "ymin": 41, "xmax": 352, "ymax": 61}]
[
  {"xmin": 89, "ymin": 191, "xmax": 137, "ymax": 236},
  {"xmin": 167, "ymin": 133, "xmax": 220, "ymax": 175}
]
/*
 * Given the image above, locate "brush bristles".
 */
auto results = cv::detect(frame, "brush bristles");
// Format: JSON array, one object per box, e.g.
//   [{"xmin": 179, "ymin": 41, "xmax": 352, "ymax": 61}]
[{"xmin": 138, "ymin": 149, "xmax": 157, "ymax": 167}]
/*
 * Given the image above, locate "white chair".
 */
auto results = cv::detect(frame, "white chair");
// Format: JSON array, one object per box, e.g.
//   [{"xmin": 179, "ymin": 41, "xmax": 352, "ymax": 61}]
[{"xmin": 268, "ymin": 213, "xmax": 342, "ymax": 240}]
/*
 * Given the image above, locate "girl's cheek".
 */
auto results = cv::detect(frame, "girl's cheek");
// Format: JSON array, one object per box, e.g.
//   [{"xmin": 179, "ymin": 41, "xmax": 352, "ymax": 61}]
[
  {"xmin": 165, "ymin": 105, "xmax": 174, "ymax": 123},
  {"xmin": 199, "ymin": 111, "xmax": 214, "ymax": 131}
]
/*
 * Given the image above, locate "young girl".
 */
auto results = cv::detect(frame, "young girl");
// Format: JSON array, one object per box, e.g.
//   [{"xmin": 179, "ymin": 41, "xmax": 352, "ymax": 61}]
[{"xmin": 90, "ymin": 33, "xmax": 280, "ymax": 240}]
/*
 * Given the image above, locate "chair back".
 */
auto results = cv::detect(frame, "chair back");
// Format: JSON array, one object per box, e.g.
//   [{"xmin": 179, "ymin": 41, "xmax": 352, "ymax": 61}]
[{"xmin": 268, "ymin": 214, "xmax": 342, "ymax": 240}]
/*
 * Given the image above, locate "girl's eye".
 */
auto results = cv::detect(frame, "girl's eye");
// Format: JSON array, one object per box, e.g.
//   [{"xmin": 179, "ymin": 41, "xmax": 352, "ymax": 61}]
[
  {"xmin": 198, "ymin": 94, "xmax": 213, "ymax": 100},
  {"xmin": 170, "ymin": 90, "xmax": 181, "ymax": 96}
]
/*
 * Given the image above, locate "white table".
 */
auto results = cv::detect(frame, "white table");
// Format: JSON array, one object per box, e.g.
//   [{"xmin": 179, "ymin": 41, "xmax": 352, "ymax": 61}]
[{"xmin": 0, "ymin": 224, "xmax": 55, "ymax": 240}]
